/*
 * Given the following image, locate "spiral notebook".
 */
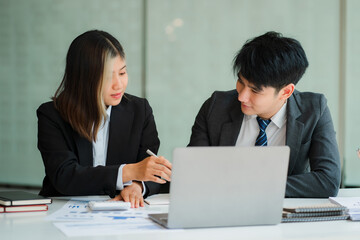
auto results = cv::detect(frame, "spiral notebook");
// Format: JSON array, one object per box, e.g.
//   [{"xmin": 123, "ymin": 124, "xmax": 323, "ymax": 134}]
[
  {"xmin": 283, "ymin": 203, "xmax": 346, "ymax": 213},
  {"xmin": 282, "ymin": 215, "xmax": 349, "ymax": 223},
  {"xmin": 282, "ymin": 203, "xmax": 348, "ymax": 222}
]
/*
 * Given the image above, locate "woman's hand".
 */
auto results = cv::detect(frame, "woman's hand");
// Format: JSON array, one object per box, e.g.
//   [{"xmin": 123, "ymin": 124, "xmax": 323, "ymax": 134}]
[
  {"xmin": 122, "ymin": 156, "xmax": 172, "ymax": 184},
  {"xmin": 112, "ymin": 182, "xmax": 144, "ymax": 208}
]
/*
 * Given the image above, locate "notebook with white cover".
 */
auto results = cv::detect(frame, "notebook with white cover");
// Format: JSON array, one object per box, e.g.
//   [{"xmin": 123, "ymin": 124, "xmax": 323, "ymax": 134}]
[{"xmin": 149, "ymin": 146, "xmax": 290, "ymax": 229}]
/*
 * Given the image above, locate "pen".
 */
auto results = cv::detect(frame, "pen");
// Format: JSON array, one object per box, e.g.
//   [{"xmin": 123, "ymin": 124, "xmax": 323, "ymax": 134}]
[
  {"xmin": 146, "ymin": 149, "xmax": 169, "ymax": 183},
  {"xmin": 145, "ymin": 149, "xmax": 161, "ymax": 206},
  {"xmin": 146, "ymin": 149, "xmax": 158, "ymax": 158}
]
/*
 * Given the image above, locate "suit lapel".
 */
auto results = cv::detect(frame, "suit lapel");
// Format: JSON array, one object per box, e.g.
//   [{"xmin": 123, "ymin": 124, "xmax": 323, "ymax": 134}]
[
  {"xmin": 106, "ymin": 102, "xmax": 134, "ymax": 166},
  {"xmin": 286, "ymin": 93, "xmax": 304, "ymax": 174},
  {"xmin": 219, "ymin": 100, "xmax": 243, "ymax": 146}
]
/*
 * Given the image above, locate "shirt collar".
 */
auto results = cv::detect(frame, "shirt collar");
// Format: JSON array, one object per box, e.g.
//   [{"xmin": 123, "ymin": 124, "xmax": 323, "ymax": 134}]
[
  {"xmin": 270, "ymin": 102, "xmax": 287, "ymax": 128},
  {"xmin": 244, "ymin": 101, "xmax": 287, "ymax": 128},
  {"xmin": 105, "ymin": 105, "xmax": 112, "ymax": 121}
]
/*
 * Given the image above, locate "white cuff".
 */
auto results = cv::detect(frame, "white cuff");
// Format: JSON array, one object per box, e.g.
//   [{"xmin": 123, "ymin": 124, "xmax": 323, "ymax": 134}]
[
  {"xmin": 116, "ymin": 164, "xmax": 132, "ymax": 190},
  {"xmin": 141, "ymin": 181, "xmax": 146, "ymax": 196}
]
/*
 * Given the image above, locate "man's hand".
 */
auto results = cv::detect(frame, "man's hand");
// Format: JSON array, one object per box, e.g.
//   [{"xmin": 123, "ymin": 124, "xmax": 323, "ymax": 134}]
[
  {"xmin": 112, "ymin": 182, "xmax": 144, "ymax": 208},
  {"xmin": 122, "ymin": 156, "xmax": 172, "ymax": 184}
]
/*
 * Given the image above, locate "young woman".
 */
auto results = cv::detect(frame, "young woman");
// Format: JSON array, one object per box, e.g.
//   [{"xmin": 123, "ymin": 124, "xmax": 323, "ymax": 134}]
[{"xmin": 37, "ymin": 30, "xmax": 171, "ymax": 208}]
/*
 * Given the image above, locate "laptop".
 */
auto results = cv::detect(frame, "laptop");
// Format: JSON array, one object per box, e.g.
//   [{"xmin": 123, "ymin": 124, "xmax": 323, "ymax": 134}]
[{"xmin": 148, "ymin": 146, "xmax": 290, "ymax": 229}]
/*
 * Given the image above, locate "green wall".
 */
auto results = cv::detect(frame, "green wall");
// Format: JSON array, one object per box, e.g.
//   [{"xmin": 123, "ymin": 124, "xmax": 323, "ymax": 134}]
[{"xmin": 0, "ymin": 0, "xmax": 359, "ymax": 187}]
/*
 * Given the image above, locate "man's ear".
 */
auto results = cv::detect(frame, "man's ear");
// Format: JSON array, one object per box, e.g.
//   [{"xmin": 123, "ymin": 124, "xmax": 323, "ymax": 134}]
[{"xmin": 280, "ymin": 83, "xmax": 295, "ymax": 100}]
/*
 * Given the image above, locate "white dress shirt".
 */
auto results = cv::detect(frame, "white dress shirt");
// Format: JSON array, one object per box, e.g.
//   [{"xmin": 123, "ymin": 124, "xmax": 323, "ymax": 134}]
[
  {"xmin": 92, "ymin": 106, "xmax": 145, "ymax": 195},
  {"xmin": 235, "ymin": 102, "xmax": 287, "ymax": 146}
]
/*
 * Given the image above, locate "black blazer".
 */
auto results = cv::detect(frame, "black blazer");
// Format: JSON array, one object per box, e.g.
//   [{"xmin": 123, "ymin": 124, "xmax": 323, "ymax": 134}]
[
  {"xmin": 188, "ymin": 89, "xmax": 341, "ymax": 198},
  {"xmin": 37, "ymin": 94, "xmax": 161, "ymax": 197}
]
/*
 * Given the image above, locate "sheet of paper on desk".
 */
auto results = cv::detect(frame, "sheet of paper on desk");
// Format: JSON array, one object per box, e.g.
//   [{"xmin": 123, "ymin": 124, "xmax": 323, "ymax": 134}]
[
  {"xmin": 329, "ymin": 197, "xmax": 360, "ymax": 211},
  {"xmin": 348, "ymin": 213, "xmax": 360, "ymax": 221},
  {"xmin": 329, "ymin": 197, "xmax": 360, "ymax": 221},
  {"xmin": 46, "ymin": 200, "xmax": 161, "ymax": 222},
  {"xmin": 47, "ymin": 200, "xmax": 170, "ymax": 237},
  {"xmin": 54, "ymin": 218, "xmax": 165, "ymax": 237}
]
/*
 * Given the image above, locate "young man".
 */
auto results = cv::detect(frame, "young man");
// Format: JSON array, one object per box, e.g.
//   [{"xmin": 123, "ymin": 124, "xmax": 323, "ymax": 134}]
[{"xmin": 188, "ymin": 31, "xmax": 341, "ymax": 198}]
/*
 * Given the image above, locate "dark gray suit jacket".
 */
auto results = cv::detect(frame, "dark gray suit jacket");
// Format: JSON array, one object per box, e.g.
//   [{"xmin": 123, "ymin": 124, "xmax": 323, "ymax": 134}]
[
  {"xmin": 37, "ymin": 94, "xmax": 161, "ymax": 198},
  {"xmin": 188, "ymin": 89, "xmax": 341, "ymax": 198}
]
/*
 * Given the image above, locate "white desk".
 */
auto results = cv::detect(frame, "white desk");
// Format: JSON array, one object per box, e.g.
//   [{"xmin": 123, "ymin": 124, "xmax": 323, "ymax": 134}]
[{"xmin": 1, "ymin": 188, "xmax": 360, "ymax": 240}]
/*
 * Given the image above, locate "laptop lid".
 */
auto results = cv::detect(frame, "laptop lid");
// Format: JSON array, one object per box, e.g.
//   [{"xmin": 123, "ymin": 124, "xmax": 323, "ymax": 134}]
[{"xmin": 164, "ymin": 146, "xmax": 289, "ymax": 229}]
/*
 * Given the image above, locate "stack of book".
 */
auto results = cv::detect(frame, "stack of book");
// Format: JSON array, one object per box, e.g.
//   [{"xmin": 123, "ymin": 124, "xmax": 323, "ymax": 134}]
[
  {"xmin": 282, "ymin": 203, "xmax": 348, "ymax": 223},
  {"xmin": 0, "ymin": 191, "xmax": 52, "ymax": 213}
]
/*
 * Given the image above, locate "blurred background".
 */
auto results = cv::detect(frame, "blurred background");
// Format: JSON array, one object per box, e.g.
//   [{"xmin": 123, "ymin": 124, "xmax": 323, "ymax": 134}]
[{"xmin": 0, "ymin": 0, "xmax": 359, "ymax": 189}]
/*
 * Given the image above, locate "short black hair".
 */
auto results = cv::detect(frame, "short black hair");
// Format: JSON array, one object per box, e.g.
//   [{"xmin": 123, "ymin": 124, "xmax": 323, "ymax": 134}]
[{"xmin": 233, "ymin": 31, "xmax": 309, "ymax": 91}]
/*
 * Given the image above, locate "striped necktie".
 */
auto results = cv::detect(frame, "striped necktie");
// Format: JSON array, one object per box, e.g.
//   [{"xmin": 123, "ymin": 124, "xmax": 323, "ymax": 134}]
[{"xmin": 255, "ymin": 117, "xmax": 271, "ymax": 146}]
